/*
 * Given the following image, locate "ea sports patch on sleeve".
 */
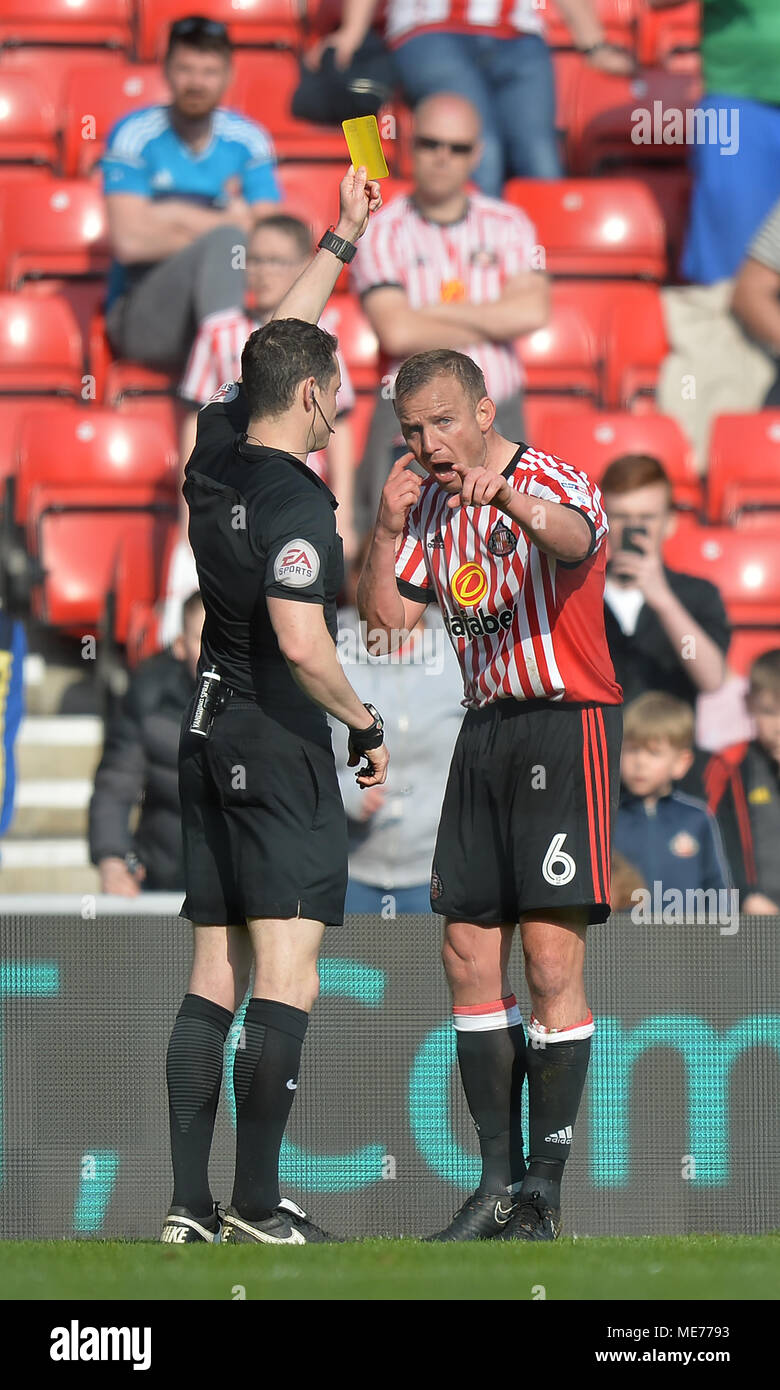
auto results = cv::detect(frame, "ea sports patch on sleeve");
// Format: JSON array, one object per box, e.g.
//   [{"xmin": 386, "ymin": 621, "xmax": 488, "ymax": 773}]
[{"xmin": 273, "ymin": 539, "xmax": 322, "ymax": 588}]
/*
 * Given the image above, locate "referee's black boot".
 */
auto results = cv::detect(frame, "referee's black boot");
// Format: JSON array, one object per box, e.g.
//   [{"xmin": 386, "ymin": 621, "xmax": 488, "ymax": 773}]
[
  {"xmin": 159, "ymin": 1203, "xmax": 221, "ymax": 1244},
  {"xmin": 497, "ymin": 1189, "xmax": 561, "ymax": 1242},
  {"xmin": 423, "ymin": 1190, "xmax": 517, "ymax": 1242},
  {"xmin": 221, "ymin": 1197, "xmax": 342, "ymax": 1245}
]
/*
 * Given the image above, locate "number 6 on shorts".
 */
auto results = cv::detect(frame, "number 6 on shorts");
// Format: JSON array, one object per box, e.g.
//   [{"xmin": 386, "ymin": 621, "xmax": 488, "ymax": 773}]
[{"xmin": 542, "ymin": 832, "xmax": 576, "ymax": 886}]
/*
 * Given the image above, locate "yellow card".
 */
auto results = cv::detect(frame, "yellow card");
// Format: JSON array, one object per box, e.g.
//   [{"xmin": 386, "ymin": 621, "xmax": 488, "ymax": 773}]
[{"xmin": 341, "ymin": 115, "xmax": 389, "ymax": 180}]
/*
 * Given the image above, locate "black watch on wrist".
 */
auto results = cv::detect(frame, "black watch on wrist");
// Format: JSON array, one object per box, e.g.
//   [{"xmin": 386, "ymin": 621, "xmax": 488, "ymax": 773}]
[
  {"xmin": 349, "ymin": 703, "xmax": 384, "ymax": 755},
  {"xmin": 318, "ymin": 227, "xmax": 357, "ymax": 265}
]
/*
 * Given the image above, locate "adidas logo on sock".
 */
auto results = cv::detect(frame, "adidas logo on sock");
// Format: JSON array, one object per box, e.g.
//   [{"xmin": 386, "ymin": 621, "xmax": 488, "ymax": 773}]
[{"xmin": 544, "ymin": 1126, "xmax": 573, "ymax": 1144}]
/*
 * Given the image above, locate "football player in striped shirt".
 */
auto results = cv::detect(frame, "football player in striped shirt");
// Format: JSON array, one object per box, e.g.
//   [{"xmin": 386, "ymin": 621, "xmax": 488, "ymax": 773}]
[{"xmin": 358, "ymin": 349, "xmax": 623, "ymax": 1240}]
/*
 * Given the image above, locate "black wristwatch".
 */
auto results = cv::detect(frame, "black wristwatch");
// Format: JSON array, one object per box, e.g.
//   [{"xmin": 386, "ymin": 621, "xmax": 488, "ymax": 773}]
[
  {"xmin": 349, "ymin": 703, "xmax": 385, "ymax": 754},
  {"xmin": 318, "ymin": 227, "xmax": 358, "ymax": 265}
]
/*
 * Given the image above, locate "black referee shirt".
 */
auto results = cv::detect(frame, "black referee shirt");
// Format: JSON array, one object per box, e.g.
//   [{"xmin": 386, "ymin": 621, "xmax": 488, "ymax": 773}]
[
  {"xmin": 604, "ymin": 566, "xmax": 731, "ymax": 707},
  {"xmin": 183, "ymin": 383, "xmax": 344, "ymax": 724}
]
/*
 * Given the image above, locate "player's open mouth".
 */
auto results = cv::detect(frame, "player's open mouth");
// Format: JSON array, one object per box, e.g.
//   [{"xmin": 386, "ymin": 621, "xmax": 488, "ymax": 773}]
[{"xmin": 432, "ymin": 463, "xmax": 456, "ymax": 482}]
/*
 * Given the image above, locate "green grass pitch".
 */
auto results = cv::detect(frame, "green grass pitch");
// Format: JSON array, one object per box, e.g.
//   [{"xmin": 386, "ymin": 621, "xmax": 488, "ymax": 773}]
[{"xmin": 1, "ymin": 1236, "xmax": 777, "ymax": 1300}]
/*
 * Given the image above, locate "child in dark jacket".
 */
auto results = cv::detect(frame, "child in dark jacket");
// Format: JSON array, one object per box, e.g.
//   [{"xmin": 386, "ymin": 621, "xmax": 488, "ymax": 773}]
[{"xmin": 614, "ymin": 692, "xmax": 731, "ymax": 898}]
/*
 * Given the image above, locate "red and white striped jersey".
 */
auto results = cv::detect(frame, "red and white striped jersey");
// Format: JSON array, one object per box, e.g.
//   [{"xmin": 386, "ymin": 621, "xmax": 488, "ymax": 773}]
[
  {"xmin": 350, "ymin": 192, "xmax": 538, "ymax": 403},
  {"xmin": 179, "ymin": 305, "xmax": 355, "ymax": 483},
  {"xmin": 395, "ymin": 445, "xmax": 622, "ymax": 708},
  {"xmin": 386, "ymin": 0, "xmax": 545, "ymax": 45}
]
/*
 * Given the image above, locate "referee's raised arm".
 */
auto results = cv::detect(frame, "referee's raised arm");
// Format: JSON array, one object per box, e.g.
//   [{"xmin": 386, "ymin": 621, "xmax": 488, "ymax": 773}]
[{"xmin": 271, "ymin": 166, "xmax": 382, "ymax": 326}]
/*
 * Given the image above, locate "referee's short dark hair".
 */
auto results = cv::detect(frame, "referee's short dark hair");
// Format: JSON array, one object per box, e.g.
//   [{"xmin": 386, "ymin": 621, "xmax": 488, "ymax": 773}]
[
  {"xmin": 241, "ymin": 317, "xmax": 338, "ymax": 419},
  {"xmin": 600, "ymin": 454, "xmax": 672, "ymax": 505},
  {"xmin": 394, "ymin": 350, "xmax": 487, "ymax": 411}
]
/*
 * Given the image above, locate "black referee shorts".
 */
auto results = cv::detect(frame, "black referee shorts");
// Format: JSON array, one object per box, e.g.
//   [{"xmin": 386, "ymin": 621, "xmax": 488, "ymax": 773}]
[
  {"xmin": 431, "ymin": 699, "xmax": 622, "ymax": 926},
  {"xmin": 178, "ymin": 699, "xmax": 348, "ymax": 927}
]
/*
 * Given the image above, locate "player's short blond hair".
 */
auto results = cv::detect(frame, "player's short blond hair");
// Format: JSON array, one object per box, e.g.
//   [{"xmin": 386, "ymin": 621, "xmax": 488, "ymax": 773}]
[
  {"xmin": 622, "ymin": 691, "xmax": 694, "ymax": 751},
  {"xmin": 394, "ymin": 350, "xmax": 487, "ymax": 411}
]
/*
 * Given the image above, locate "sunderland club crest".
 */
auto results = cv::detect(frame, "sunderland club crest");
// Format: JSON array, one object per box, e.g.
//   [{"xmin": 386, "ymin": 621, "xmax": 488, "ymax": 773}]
[{"xmin": 487, "ymin": 523, "xmax": 517, "ymax": 556}]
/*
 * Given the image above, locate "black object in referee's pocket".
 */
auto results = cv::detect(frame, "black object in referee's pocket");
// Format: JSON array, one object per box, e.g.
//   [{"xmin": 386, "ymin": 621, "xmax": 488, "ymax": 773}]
[{"xmin": 189, "ymin": 670, "xmax": 228, "ymax": 739}]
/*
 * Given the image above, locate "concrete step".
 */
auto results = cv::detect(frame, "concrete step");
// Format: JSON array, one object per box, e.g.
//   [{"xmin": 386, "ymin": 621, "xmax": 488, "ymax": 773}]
[
  {"xmin": 16, "ymin": 716, "xmax": 103, "ymax": 780},
  {"xmin": 0, "ymin": 863, "xmax": 100, "ymax": 894}
]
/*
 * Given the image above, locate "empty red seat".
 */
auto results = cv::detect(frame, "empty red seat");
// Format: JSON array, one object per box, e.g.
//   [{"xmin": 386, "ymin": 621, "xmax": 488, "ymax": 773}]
[
  {"xmin": 0, "ymin": 179, "xmax": 109, "ymax": 288},
  {"xmin": 29, "ymin": 505, "xmax": 175, "ymax": 634},
  {"xmin": 707, "ymin": 412, "xmax": 780, "ymax": 524},
  {"xmin": 602, "ymin": 282, "xmax": 667, "ymax": 409},
  {"xmin": 0, "ymin": 48, "xmax": 126, "ymax": 108},
  {"xmin": 137, "ymin": 0, "xmax": 302, "ymax": 60},
  {"xmin": 663, "ymin": 524, "xmax": 780, "ymax": 627},
  {"xmin": 0, "ymin": 71, "xmax": 58, "ymax": 166},
  {"xmin": 0, "ymin": 398, "xmax": 70, "ymax": 489},
  {"xmin": 112, "ymin": 518, "xmax": 178, "ymax": 645},
  {"xmin": 546, "ymin": 0, "xmax": 638, "ymax": 49},
  {"xmin": 0, "ymin": 293, "xmax": 83, "ymax": 395},
  {"xmin": 231, "ymin": 51, "xmax": 346, "ymax": 160},
  {"xmin": 103, "ymin": 360, "xmax": 179, "ymax": 403},
  {"xmin": 0, "ymin": 0, "xmax": 132, "ymax": 48},
  {"xmin": 517, "ymin": 284, "xmax": 600, "ymax": 402},
  {"xmin": 504, "ymin": 178, "xmax": 666, "ymax": 279},
  {"xmin": 534, "ymin": 409, "xmax": 701, "ymax": 511},
  {"xmin": 636, "ymin": 1, "xmax": 700, "ymax": 70},
  {"xmin": 566, "ymin": 67, "xmax": 703, "ymax": 176},
  {"xmin": 727, "ymin": 630, "xmax": 780, "ymax": 678},
  {"xmin": 15, "ymin": 408, "xmax": 178, "ymax": 525},
  {"xmin": 551, "ymin": 50, "xmax": 587, "ymax": 135},
  {"xmin": 322, "ymin": 296, "xmax": 380, "ymax": 392},
  {"xmin": 61, "ymin": 62, "xmax": 172, "ymax": 177}
]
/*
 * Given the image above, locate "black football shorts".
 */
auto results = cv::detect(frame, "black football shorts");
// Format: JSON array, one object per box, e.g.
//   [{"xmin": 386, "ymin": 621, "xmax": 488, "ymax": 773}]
[
  {"xmin": 178, "ymin": 699, "xmax": 348, "ymax": 927},
  {"xmin": 431, "ymin": 699, "xmax": 622, "ymax": 925}
]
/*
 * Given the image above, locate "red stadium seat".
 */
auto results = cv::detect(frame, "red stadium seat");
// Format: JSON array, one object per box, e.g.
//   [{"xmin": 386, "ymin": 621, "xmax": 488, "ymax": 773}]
[
  {"xmin": 137, "ymin": 0, "xmax": 302, "ymax": 60},
  {"xmin": 231, "ymin": 51, "xmax": 346, "ymax": 160},
  {"xmin": 546, "ymin": 0, "xmax": 638, "ymax": 50},
  {"xmin": 533, "ymin": 409, "xmax": 701, "ymax": 511},
  {"xmin": 614, "ymin": 166, "xmax": 692, "ymax": 282},
  {"xmin": 663, "ymin": 524, "xmax": 780, "ymax": 627},
  {"xmin": 636, "ymin": 1, "xmax": 700, "ymax": 71},
  {"xmin": 0, "ymin": 48, "xmax": 126, "ymax": 109},
  {"xmin": 566, "ymin": 67, "xmax": 703, "ymax": 176},
  {"xmin": 104, "ymin": 361, "xmax": 179, "ymax": 404},
  {"xmin": 29, "ymin": 505, "xmax": 175, "ymax": 634},
  {"xmin": 322, "ymin": 296, "xmax": 380, "ymax": 392},
  {"xmin": 707, "ymin": 412, "xmax": 780, "ymax": 524},
  {"xmin": 602, "ymin": 282, "xmax": 667, "ymax": 409},
  {"xmin": 0, "ymin": 0, "xmax": 132, "ymax": 48},
  {"xmin": 504, "ymin": 178, "xmax": 666, "ymax": 279},
  {"xmin": 112, "ymin": 518, "xmax": 178, "ymax": 646},
  {"xmin": 15, "ymin": 408, "xmax": 178, "ymax": 525},
  {"xmin": 551, "ymin": 50, "xmax": 587, "ymax": 135},
  {"xmin": 0, "ymin": 293, "xmax": 83, "ymax": 396},
  {"xmin": 61, "ymin": 63, "xmax": 171, "ymax": 177},
  {"xmin": 0, "ymin": 398, "xmax": 71, "ymax": 489},
  {"xmin": 517, "ymin": 284, "xmax": 600, "ymax": 403},
  {"xmin": 525, "ymin": 398, "xmax": 598, "ymax": 450},
  {"xmin": 0, "ymin": 178, "xmax": 109, "ymax": 288},
  {"xmin": 0, "ymin": 71, "xmax": 58, "ymax": 167},
  {"xmin": 727, "ymin": 630, "xmax": 780, "ymax": 678}
]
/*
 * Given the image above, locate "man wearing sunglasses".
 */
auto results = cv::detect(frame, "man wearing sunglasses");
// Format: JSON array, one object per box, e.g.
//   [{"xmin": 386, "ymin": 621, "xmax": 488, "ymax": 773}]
[
  {"xmin": 350, "ymin": 92, "xmax": 549, "ymax": 531},
  {"xmin": 102, "ymin": 15, "xmax": 280, "ymax": 373}
]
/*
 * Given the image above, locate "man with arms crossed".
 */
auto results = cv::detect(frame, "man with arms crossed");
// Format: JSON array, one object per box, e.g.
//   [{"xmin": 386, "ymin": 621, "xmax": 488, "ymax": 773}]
[
  {"xmin": 163, "ymin": 168, "xmax": 387, "ymax": 1247},
  {"xmin": 358, "ymin": 351, "xmax": 622, "ymax": 1240}
]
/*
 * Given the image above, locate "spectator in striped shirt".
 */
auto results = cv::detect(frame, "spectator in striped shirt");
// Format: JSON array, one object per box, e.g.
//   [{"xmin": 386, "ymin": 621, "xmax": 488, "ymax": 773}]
[
  {"xmin": 732, "ymin": 195, "xmax": 780, "ymax": 406},
  {"xmin": 318, "ymin": 0, "xmax": 633, "ymax": 194},
  {"xmin": 102, "ymin": 17, "xmax": 280, "ymax": 373},
  {"xmin": 179, "ymin": 214, "xmax": 358, "ymax": 559},
  {"xmin": 350, "ymin": 92, "xmax": 549, "ymax": 531}
]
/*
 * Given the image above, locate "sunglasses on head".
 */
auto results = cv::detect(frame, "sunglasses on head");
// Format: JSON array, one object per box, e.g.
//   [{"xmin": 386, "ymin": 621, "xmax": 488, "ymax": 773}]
[
  {"xmin": 414, "ymin": 135, "xmax": 475, "ymax": 156},
  {"xmin": 169, "ymin": 16, "xmax": 230, "ymax": 40}
]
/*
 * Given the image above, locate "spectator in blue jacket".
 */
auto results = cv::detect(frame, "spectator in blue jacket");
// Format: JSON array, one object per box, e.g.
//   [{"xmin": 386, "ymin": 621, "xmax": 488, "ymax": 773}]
[
  {"xmin": 614, "ymin": 691, "xmax": 731, "ymax": 898},
  {"xmin": 0, "ymin": 609, "xmax": 25, "ymax": 859}
]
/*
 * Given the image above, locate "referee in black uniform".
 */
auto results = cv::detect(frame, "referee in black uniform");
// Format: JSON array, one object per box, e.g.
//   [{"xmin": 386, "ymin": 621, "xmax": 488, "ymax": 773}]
[{"xmin": 162, "ymin": 169, "xmax": 387, "ymax": 1246}]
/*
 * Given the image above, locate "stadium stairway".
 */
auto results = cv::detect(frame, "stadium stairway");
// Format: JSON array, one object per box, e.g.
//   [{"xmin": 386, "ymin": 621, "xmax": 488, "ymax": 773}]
[{"xmin": 0, "ymin": 649, "xmax": 105, "ymax": 893}]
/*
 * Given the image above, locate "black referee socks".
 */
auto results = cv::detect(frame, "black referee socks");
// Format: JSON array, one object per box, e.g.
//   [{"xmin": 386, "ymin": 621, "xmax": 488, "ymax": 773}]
[
  {"xmin": 453, "ymin": 995, "xmax": 527, "ymax": 1194},
  {"xmin": 231, "ymin": 997, "xmax": 309, "ymax": 1220},
  {"xmin": 166, "ymin": 992, "xmax": 234, "ymax": 1218},
  {"xmin": 523, "ymin": 1011, "xmax": 595, "ymax": 1206}
]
